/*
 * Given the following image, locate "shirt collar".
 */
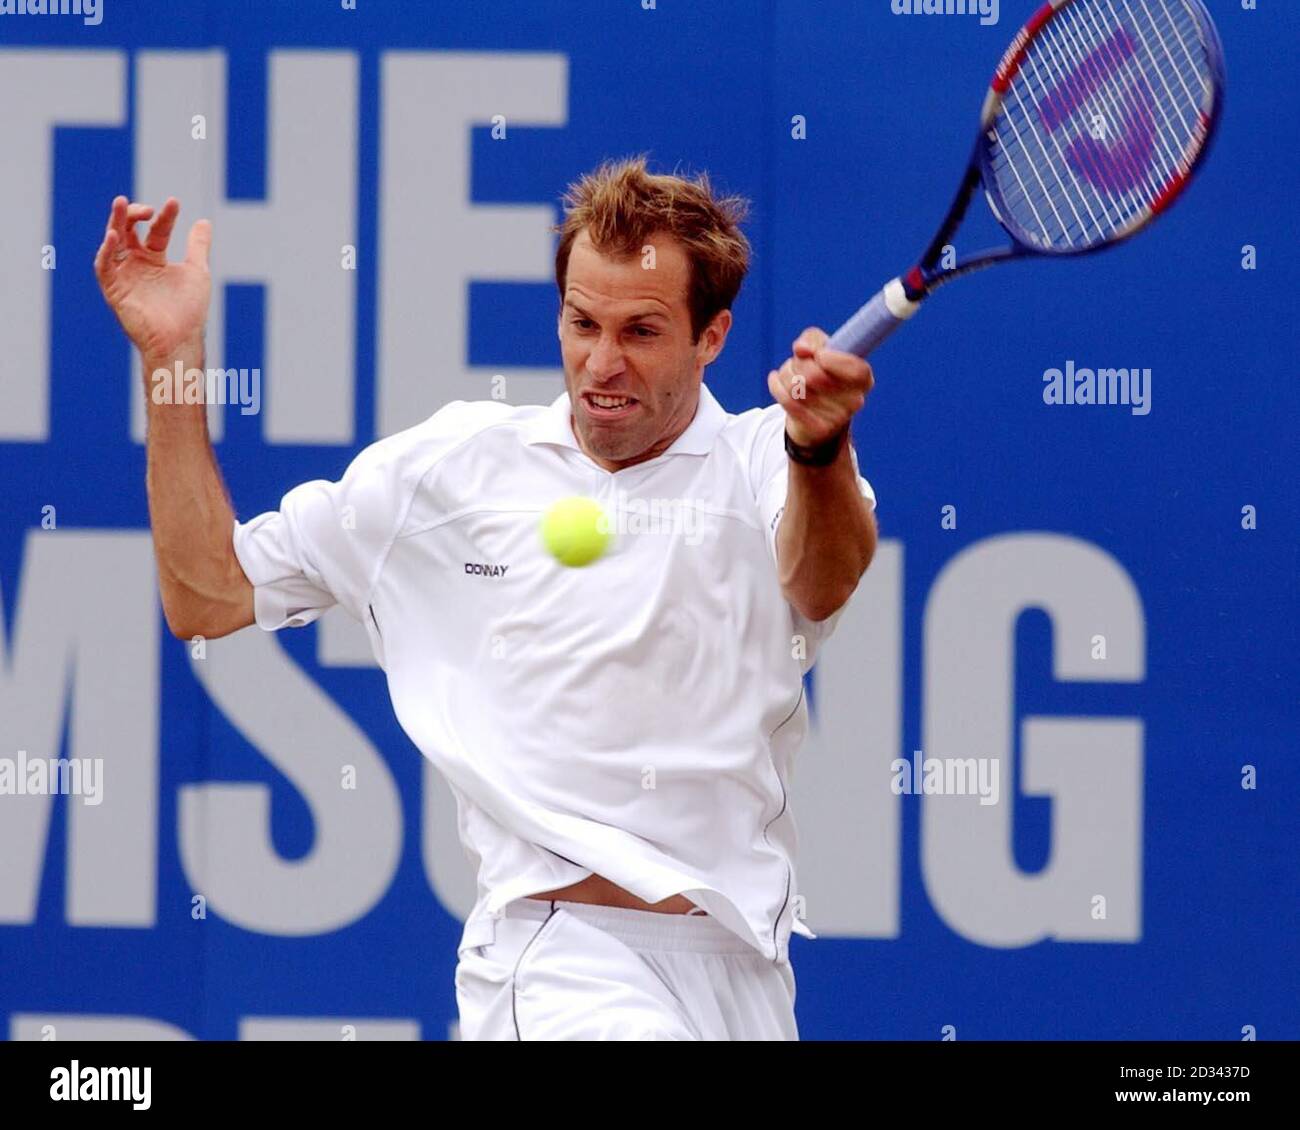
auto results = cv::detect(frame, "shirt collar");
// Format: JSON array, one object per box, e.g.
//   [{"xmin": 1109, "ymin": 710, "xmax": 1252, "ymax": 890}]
[{"xmin": 523, "ymin": 383, "xmax": 729, "ymax": 458}]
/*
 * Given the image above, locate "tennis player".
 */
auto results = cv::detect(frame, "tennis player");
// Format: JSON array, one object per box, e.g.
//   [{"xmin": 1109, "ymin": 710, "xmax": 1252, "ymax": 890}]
[{"xmin": 94, "ymin": 156, "xmax": 878, "ymax": 1041}]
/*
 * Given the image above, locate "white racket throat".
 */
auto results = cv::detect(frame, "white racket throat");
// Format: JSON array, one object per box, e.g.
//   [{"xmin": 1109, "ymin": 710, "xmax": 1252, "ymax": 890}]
[{"xmin": 883, "ymin": 278, "xmax": 922, "ymax": 320}]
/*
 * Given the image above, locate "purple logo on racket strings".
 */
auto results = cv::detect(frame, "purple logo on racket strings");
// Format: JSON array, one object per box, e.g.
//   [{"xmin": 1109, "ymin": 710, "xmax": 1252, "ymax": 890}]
[{"xmin": 1037, "ymin": 26, "xmax": 1157, "ymax": 195}]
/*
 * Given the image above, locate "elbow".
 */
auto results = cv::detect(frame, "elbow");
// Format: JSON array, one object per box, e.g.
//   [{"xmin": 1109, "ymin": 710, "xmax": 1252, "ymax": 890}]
[
  {"xmin": 163, "ymin": 605, "xmax": 209, "ymax": 641},
  {"xmin": 158, "ymin": 555, "xmax": 255, "ymax": 641},
  {"xmin": 789, "ymin": 582, "xmax": 857, "ymax": 625},
  {"xmin": 160, "ymin": 591, "xmax": 197, "ymax": 640},
  {"xmin": 164, "ymin": 609, "xmax": 245, "ymax": 641},
  {"xmin": 788, "ymin": 548, "xmax": 876, "ymax": 623},
  {"xmin": 860, "ymin": 512, "xmax": 878, "ymax": 574},
  {"xmin": 161, "ymin": 589, "xmax": 252, "ymax": 641}
]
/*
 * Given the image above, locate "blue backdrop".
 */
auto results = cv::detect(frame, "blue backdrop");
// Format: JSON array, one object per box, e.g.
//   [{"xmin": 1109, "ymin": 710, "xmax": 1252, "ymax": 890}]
[{"xmin": 0, "ymin": 0, "xmax": 1295, "ymax": 1041}]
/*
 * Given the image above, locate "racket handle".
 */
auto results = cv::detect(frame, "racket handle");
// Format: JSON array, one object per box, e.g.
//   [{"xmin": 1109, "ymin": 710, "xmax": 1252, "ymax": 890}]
[{"xmin": 827, "ymin": 278, "xmax": 923, "ymax": 358}]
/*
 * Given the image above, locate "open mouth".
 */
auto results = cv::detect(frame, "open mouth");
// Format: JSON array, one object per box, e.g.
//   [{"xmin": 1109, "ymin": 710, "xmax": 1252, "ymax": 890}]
[{"xmin": 581, "ymin": 392, "xmax": 639, "ymax": 421}]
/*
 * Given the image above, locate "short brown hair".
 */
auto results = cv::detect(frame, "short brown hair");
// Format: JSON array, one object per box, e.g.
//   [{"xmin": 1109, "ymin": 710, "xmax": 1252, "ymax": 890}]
[{"xmin": 552, "ymin": 155, "xmax": 752, "ymax": 342}]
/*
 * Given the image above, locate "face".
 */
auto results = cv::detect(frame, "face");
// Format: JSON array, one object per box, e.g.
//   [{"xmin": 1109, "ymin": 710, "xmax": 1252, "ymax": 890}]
[{"xmin": 558, "ymin": 229, "xmax": 730, "ymax": 471}]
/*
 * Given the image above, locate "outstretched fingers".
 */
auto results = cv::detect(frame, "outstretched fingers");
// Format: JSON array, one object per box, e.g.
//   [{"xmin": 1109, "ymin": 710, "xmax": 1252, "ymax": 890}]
[
  {"xmin": 96, "ymin": 196, "xmax": 164, "ymax": 284},
  {"xmin": 106, "ymin": 196, "xmax": 153, "ymax": 248},
  {"xmin": 144, "ymin": 196, "xmax": 180, "ymax": 254},
  {"xmin": 93, "ymin": 225, "xmax": 121, "ymax": 284},
  {"xmin": 105, "ymin": 195, "xmax": 128, "ymax": 238},
  {"xmin": 184, "ymin": 217, "xmax": 212, "ymax": 269}
]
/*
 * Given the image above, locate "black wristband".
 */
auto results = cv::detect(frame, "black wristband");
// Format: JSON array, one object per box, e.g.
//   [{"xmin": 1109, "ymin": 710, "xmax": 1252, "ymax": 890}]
[{"xmin": 784, "ymin": 425, "xmax": 848, "ymax": 467}]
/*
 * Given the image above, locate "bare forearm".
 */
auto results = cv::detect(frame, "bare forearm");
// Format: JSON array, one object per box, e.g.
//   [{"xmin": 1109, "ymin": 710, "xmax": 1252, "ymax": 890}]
[
  {"xmin": 142, "ymin": 340, "xmax": 253, "ymax": 638},
  {"xmin": 776, "ymin": 438, "xmax": 877, "ymax": 622},
  {"xmin": 92, "ymin": 195, "xmax": 248, "ymax": 635}
]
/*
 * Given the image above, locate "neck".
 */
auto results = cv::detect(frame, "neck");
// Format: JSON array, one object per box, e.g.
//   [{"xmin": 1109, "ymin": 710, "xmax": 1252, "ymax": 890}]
[{"xmin": 570, "ymin": 391, "xmax": 701, "ymax": 472}]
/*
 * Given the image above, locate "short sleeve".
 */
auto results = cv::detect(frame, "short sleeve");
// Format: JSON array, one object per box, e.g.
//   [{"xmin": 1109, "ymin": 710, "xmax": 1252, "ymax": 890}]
[
  {"xmin": 231, "ymin": 445, "xmax": 406, "ymax": 631},
  {"xmin": 749, "ymin": 405, "xmax": 877, "ymax": 658},
  {"xmin": 230, "ymin": 402, "xmax": 492, "ymax": 632}
]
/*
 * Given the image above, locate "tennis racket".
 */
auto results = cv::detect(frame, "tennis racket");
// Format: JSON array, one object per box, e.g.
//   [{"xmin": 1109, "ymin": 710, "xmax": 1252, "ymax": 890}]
[{"xmin": 828, "ymin": 0, "xmax": 1225, "ymax": 358}]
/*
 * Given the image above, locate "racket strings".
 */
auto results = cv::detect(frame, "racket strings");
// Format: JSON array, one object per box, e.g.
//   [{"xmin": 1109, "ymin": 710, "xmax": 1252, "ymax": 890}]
[
  {"xmin": 1005, "ymin": 4, "xmax": 1182, "ymax": 239},
  {"xmin": 988, "ymin": 0, "xmax": 1214, "ymax": 253},
  {"xmin": 1105, "ymin": 1, "xmax": 1201, "ymax": 168},
  {"xmin": 1065, "ymin": 1, "xmax": 1192, "ymax": 198},
  {"xmin": 1028, "ymin": 0, "xmax": 1202, "ymax": 236},
  {"xmin": 1019, "ymin": 20, "xmax": 1133, "ymax": 240},
  {"xmin": 1119, "ymin": 0, "xmax": 1210, "ymax": 176},
  {"xmin": 1048, "ymin": 5, "xmax": 1170, "ymax": 225}
]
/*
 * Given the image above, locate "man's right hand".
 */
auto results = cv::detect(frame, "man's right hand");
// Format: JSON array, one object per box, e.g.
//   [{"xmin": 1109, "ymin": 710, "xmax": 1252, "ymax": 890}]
[
  {"xmin": 94, "ymin": 195, "xmax": 253, "ymax": 639},
  {"xmin": 93, "ymin": 195, "xmax": 212, "ymax": 361}
]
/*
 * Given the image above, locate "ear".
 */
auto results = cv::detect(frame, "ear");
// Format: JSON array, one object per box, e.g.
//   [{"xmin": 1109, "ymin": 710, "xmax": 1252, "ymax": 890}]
[{"xmin": 700, "ymin": 309, "xmax": 732, "ymax": 365}]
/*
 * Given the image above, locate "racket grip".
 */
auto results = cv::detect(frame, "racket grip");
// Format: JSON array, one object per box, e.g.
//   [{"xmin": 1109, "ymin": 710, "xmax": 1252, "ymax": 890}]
[{"xmin": 827, "ymin": 278, "xmax": 922, "ymax": 358}]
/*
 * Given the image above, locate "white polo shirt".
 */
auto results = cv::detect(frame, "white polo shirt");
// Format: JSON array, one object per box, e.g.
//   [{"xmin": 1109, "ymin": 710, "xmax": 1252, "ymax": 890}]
[{"xmin": 231, "ymin": 385, "xmax": 875, "ymax": 964}]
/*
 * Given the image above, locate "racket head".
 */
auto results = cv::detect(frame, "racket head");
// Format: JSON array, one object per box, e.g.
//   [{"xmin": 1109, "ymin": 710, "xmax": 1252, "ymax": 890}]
[{"xmin": 975, "ymin": 0, "xmax": 1225, "ymax": 258}]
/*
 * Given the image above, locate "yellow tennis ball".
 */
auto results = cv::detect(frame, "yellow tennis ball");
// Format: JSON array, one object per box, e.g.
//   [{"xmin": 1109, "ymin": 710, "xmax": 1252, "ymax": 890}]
[{"xmin": 540, "ymin": 496, "xmax": 611, "ymax": 567}]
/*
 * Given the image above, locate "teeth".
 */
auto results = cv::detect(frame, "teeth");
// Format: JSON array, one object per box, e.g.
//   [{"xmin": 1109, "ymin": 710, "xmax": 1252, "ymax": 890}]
[{"xmin": 591, "ymin": 395, "xmax": 632, "ymax": 409}]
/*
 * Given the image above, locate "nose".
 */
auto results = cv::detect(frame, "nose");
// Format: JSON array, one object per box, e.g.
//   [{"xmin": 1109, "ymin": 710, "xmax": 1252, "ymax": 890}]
[{"xmin": 585, "ymin": 332, "xmax": 626, "ymax": 383}]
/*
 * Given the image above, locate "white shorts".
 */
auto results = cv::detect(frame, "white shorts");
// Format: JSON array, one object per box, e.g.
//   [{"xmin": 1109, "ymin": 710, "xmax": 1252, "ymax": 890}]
[{"xmin": 454, "ymin": 897, "xmax": 799, "ymax": 1041}]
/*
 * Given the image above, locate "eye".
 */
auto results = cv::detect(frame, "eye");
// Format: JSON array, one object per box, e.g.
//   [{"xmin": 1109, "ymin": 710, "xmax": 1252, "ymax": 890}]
[
  {"xmin": 631, "ymin": 326, "xmax": 658, "ymax": 338},
  {"xmin": 570, "ymin": 317, "xmax": 595, "ymax": 330}
]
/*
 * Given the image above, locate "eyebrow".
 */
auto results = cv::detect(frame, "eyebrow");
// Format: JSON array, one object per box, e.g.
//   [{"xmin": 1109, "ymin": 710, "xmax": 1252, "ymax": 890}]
[{"xmin": 564, "ymin": 301, "xmax": 669, "ymax": 323}]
